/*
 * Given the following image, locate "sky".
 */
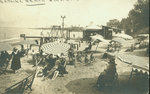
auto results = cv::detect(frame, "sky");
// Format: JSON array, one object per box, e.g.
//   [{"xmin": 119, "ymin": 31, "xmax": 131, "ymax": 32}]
[{"xmin": 0, "ymin": 0, "xmax": 137, "ymax": 28}]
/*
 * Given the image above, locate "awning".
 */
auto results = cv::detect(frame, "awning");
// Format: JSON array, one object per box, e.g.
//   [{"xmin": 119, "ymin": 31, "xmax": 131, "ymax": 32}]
[
  {"xmin": 90, "ymin": 34, "xmax": 109, "ymax": 44},
  {"xmin": 113, "ymin": 33, "xmax": 133, "ymax": 40},
  {"xmin": 117, "ymin": 54, "xmax": 149, "ymax": 74},
  {"xmin": 137, "ymin": 34, "xmax": 149, "ymax": 37},
  {"xmin": 111, "ymin": 38, "xmax": 126, "ymax": 44}
]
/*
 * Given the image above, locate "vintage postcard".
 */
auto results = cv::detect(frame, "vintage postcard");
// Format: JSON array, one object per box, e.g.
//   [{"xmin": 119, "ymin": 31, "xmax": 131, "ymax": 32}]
[{"xmin": 0, "ymin": 0, "xmax": 149, "ymax": 94}]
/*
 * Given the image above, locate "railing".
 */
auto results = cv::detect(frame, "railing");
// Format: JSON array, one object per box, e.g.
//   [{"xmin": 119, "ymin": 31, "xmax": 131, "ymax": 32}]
[{"xmin": 5, "ymin": 70, "xmax": 36, "ymax": 94}]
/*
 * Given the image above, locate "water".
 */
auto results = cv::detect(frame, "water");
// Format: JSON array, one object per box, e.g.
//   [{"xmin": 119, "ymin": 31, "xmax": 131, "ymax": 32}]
[{"xmin": 0, "ymin": 27, "xmax": 49, "ymax": 41}]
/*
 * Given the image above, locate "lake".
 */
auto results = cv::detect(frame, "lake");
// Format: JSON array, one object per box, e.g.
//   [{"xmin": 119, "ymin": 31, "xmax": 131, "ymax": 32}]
[{"xmin": 0, "ymin": 27, "xmax": 49, "ymax": 41}]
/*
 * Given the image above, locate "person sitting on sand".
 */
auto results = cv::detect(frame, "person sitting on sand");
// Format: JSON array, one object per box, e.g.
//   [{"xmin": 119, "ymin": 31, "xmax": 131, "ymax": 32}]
[
  {"xmin": 84, "ymin": 42, "xmax": 92, "ymax": 52},
  {"xmin": 68, "ymin": 49, "xmax": 75, "ymax": 65},
  {"xmin": 69, "ymin": 55, "xmax": 75, "ymax": 65},
  {"xmin": 42, "ymin": 54, "xmax": 56, "ymax": 77},
  {"xmin": 76, "ymin": 52, "xmax": 82, "ymax": 63},
  {"xmin": 57, "ymin": 54, "xmax": 68, "ymax": 77},
  {"xmin": 125, "ymin": 44, "xmax": 135, "ymax": 52},
  {"xmin": 44, "ymin": 55, "xmax": 60, "ymax": 79},
  {"xmin": 105, "ymin": 58, "xmax": 117, "ymax": 79},
  {"xmin": 97, "ymin": 58, "xmax": 118, "ymax": 91}
]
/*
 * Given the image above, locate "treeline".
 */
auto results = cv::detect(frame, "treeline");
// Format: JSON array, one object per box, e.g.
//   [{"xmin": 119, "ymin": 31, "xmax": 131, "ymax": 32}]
[{"xmin": 107, "ymin": 0, "xmax": 149, "ymax": 36}]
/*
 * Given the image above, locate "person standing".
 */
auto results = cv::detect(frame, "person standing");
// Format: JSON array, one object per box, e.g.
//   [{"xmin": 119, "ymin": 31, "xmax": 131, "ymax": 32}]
[
  {"xmin": 84, "ymin": 54, "xmax": 89, "ymax": 64},
  {"xmin": 0, "ymin": 51, "xmax": 10, "ymax": 74},
  {"xmin": 76, "ymin": 52, "xmax": 82, "ymax": 63},
  {"xmin": 90, "ymin": 52, "xmax": 94, "ymax": 63},
  {"xmin": 68, "ymin": 48, "xmax": 75, "ymax": 65},
  {"xmin": 10, "ymin": 48, "xmax": 22, "ymax": 73},
  {"xmin": 0, "ymin": 51, "xmax": 9, "ymax": 67}
]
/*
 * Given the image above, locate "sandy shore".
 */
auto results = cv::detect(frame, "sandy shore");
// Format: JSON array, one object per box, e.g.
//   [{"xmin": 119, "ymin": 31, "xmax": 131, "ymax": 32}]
[
  {"xmin": 0, "ymin": 41, "xmax": 149, "ymax": 94},
  {"xmin": 0, "ymin": 55, "xmax": 35, "ymax": 94}
]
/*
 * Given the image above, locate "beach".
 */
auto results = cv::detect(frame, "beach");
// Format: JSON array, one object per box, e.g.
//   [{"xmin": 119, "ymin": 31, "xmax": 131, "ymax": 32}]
[{"xmin": 0, "ymin": 40, "xmax": 149, "ymax": 94}]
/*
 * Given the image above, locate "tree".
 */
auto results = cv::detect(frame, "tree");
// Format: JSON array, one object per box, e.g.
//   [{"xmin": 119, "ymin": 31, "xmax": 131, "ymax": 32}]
[
  {"xmin": 106, "ymin": 0, "xmax": 149, "ymax": 35},
  {"xmin": 119, "ymin": 17, "xmax": 132, "ymax": 34},
  {"xmin": 106, "ymin": 19, "xmax": 120, "ymax": 28},
  {"xmin": 117, "ymin": 0, "xmax": 149, "ymax": 35},
  {"xmin": 128, "ymin": 0, "xmax": 149, "ymax": 34}
]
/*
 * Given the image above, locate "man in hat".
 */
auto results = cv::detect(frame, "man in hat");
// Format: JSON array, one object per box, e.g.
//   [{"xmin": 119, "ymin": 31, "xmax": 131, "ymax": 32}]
[
  {"xmin": 97, "ymin": 57, "xmax": 117, "ymax": 91},
  {"xmin": 105, "ymin": 58, "xmax": 117, "ymax": 78}
]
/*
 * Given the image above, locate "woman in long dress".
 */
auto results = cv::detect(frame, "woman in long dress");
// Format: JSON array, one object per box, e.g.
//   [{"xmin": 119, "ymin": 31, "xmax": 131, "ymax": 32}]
[{"xmin": 11, "ymin": 48, "xmax": 21, "ymax": 73}]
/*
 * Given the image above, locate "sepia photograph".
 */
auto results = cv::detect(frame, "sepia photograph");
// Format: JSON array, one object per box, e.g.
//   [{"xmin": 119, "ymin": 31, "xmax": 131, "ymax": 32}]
[{"xmin": 0, "ymin": 0, "xmax": 149, "ymax": 94}]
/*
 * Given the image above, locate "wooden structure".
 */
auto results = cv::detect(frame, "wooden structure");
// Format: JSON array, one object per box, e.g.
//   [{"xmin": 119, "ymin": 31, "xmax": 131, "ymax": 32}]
[
  {"xmin": 67, "ymin": 27, "xmax": 83, "ymax": 40},
  {"xmin": 5, "ymin": 70, "xmax": 36, "ymax": 94},
  {"xmin": 20, "ymin": 26, "xmax": 63, "ymax": 45},
  {"xmin": 83, "ymin": 25, "xmax": 122, "ymax": 40},
  {"xmin": 102, "ymin": 26, "xmax": 122, "ymax": 39}
]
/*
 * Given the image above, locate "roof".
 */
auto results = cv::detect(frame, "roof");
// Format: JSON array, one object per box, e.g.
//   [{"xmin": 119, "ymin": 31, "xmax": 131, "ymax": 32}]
[
  {"xmin": 85, "ymin": 25, "xmax": 102, "ymax": 30},
  {"xmin": 68, "ymin": 27, "xmax": 84, "ymax": 31}
]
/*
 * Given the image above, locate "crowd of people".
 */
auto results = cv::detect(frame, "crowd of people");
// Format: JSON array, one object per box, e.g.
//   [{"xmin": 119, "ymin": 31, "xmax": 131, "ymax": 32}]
[
  {"xmin": 34, "ymin": 43, "xmax": 96, "ymax": 80},
  {"xmin": 107, "ymin": 41, "xmax": 121, "ymax": 52},
  {"xmin": 68, "ymin": 47, "xmax": 95, "ymax": 66},
  {"xmin": 0, "ymin": 39, "xmax": 95, "ymax": 79},
  {"xmin": 0, "ymin": 37, "xmax": 149, "ymax": 93},
  {"xmin": 0, "ymin": 47, "xmax": 24, "ymax": 74},
  {"xmin": 41, "ymin": 53, "xmax": 68, "ymax": 79}
]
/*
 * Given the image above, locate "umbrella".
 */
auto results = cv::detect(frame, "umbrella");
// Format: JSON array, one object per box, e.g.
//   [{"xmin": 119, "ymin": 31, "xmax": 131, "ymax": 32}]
[
  {"xmin": 16, "ymin": 40, "xmax": 37, "ymax": 45},
  {"xmin": 90, "ymin": 35, "xmax": 109, "ymax": 44},
  {"xmin": 41, "ymin": 42, "xmax": 70, "ymax": 55},
  {"xmin": 0, "ymin": 43, "xmax": 13, "ymax": 51},
  {"xmin": 112, "ymin": 38, "xmax": 126, "ymax": 44},
  {"xmin": 113, "ymin": 34, "xmax": 133, "ymax": 40}
]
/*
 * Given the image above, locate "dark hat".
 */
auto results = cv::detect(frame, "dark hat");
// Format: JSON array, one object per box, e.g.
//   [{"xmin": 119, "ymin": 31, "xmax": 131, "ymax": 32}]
[
  {"xmin": 109, "ymin": 58, "xmax": 117, "ymax": 65},
  {"xmin": 13, "ymin": 47, "xmax": 17, "ymax": 51}
]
